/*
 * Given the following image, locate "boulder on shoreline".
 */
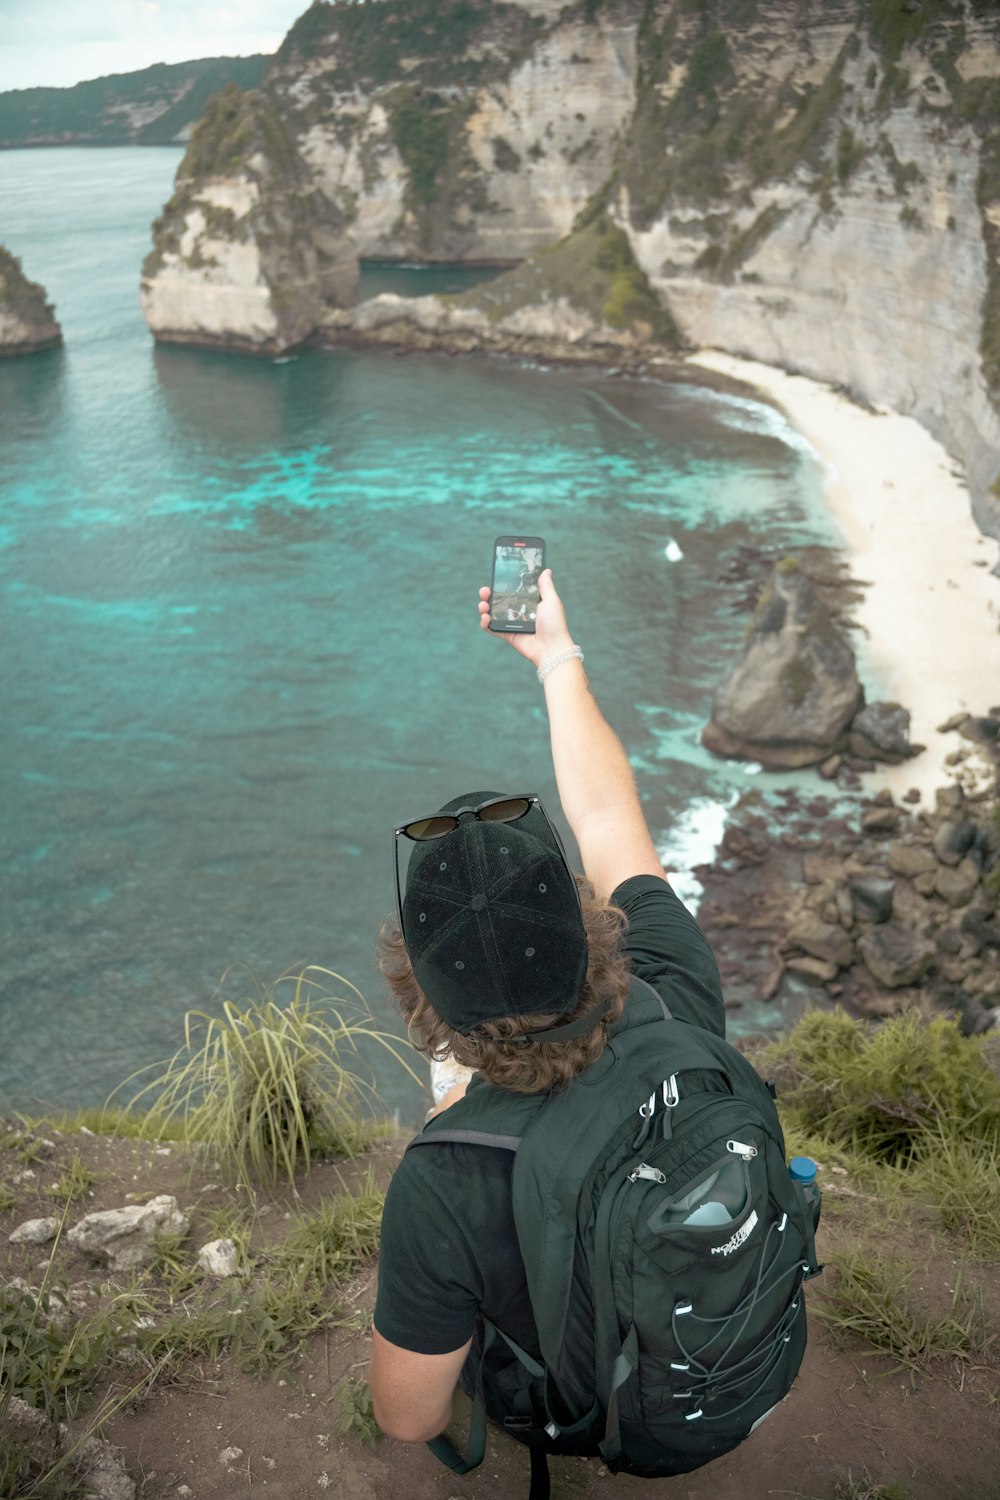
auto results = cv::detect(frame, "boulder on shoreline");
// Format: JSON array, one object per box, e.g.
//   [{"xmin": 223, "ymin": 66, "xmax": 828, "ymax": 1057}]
[
  {"xmin": 0, "ymin": 246, "xmax": 62, "ymax": 356},
  {"xmin": 849, "ymin": 701, "xmax": 920, "ymax": 764},
  {"xmin": 702, "ymin": 558, "xmax": 863, "ymax": 769}
]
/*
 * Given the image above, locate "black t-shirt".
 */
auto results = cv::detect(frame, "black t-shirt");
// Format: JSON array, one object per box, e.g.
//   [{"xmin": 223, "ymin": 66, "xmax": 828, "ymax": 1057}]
[{"xmin": 373, "ymin": 874, "xmax": 725, "ymax": 1356}]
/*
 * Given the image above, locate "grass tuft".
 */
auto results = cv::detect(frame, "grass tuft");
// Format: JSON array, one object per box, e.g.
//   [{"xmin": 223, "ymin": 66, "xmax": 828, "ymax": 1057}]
[
  {"xmin": 834, "ymin": 1471, "xmax": 910, "ymax": 1500},
  {"xmin": 117, "ymin": 967, "xmax": 418, "ymax": 1188},
  {"xmin": 269, "ymin": 1171, "xmax": 384, "ymax": 1289},
  {"xmin": 762, "ymin": 1008, "xmax": 1000, "ymax": 1165},
  {"xmin": 814, "ymin": 1245, "xmax": 982, "ymax": 1369},
  {"xmin": 336, "ymin": 1377, "xmax": 380, "ymax": 1447},
  {"xmin": 765, "ymin": 1008, "xmax": 999, "ymax": 1370},
  {"xmin": 43, "ymin": 1152, "xmax": 98, "ymax": 1206}
]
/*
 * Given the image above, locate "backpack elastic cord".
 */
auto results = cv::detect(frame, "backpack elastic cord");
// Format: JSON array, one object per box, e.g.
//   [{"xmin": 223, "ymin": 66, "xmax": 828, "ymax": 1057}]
[{"xmin": 791, "ymin": 1180, "xmax": 824, "ymax": 1278}]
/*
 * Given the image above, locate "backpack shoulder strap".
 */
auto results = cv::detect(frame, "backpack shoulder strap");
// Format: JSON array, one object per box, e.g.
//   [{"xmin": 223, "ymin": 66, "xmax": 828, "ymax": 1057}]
[
  {"xmin": 405, "ymin": 1071, "xmax": 543, "ymax": 1155},
  {"xmin": 629, "ymin": 972, "xmax": 673, "ymax": 1019}
]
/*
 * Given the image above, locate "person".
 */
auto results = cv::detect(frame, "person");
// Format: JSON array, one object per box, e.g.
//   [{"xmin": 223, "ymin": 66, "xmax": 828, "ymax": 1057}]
[{"xmin": 369, "ymin": 567, "xmax": 726, "ymax": 1448}]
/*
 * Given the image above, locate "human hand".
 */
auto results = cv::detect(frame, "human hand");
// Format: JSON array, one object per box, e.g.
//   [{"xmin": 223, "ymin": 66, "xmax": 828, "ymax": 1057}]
[{"xmin": 477, "ymin": 567, "xmax": 576, "ymax": 670}]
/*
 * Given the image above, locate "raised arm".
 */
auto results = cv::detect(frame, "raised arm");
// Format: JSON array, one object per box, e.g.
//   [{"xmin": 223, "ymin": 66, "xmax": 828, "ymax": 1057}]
[{"xmin": 477, "ymin": 569, "xmax": 666, "ymax": 902}]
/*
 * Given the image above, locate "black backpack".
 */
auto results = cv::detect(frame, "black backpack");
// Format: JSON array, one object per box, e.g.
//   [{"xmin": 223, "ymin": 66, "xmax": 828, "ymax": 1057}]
[{"xmin": 407, "ymin": 977, "xmax": 823, "ymax": 1500}]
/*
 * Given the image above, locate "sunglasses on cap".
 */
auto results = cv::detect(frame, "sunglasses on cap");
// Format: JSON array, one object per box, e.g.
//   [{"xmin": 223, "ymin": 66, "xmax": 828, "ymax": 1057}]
[
  {"xmin": 392, "ymin": 794, "xmax": 576, "ymax": 946},
  {"xmin": 396, "ymin": 794, "xmax": 537, "ymax": 844}
]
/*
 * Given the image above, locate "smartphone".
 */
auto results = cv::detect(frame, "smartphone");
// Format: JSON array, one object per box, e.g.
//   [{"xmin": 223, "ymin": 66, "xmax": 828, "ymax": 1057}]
[{"xmin": 489, "ymin": 535, "xmax": 545, "ymax": 633}]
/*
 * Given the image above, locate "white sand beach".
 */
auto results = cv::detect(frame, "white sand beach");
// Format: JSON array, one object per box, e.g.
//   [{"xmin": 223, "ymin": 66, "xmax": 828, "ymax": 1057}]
[{"xmin": 688, "ymin": 351, "xmax": 1000, "ymax": 800}]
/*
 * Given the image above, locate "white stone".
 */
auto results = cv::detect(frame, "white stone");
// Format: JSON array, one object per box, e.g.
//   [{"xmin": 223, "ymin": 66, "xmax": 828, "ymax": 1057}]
[
  {"xmin": 66, "ymin": 1195, "xmax": 190, "ymax": 1271},
  {"xmin": 219, "ymin": 1447, "xmax": 243, "ymax": 1466},
  {"xmin": 196, "ymin": 1238, "xmax": 240, "ymax": 1277},
  {"xmin": 9, "ymin": 1216, "xmax": 59, "ymax": 1245},
  {"xmin": 1, "ymin": 1396, "xmax": 134, "ymax": 1500},
  {"xmin": 73, "ymin": 1434, "xmax": 135, "ymax": 1500}
]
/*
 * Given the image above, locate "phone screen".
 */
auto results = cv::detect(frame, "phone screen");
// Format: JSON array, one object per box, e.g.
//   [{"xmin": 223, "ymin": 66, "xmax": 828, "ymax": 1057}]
[{"xmin": 489, "ymin": 536, "xmax": 545, "ymax": 632}]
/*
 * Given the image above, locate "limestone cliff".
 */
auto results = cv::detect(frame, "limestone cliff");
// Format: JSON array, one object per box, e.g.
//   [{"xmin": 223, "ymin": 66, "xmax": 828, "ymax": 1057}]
[
  {"xmin": 140, "ymin": 0, "xmax": 1000, "ymax": 527},
  {"xmin": 140, "ymin": 84, "xmax": 357, "ymax": 355},
  {"xmin": 614, "ymin": 0, "xmax": 1000, "ymax": 537},
  {"xmin": 0, "ymin": 246, "xmax": 62, "ymax": 356},
  {"xmin": 142, "ymin": 0, "xmax": 641, "ymax": 352}
]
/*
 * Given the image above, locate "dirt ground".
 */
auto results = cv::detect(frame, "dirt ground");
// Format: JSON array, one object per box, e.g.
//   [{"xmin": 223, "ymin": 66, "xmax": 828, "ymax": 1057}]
[
  {"xmin": 107, "ymin": 1271, "xmax": 1000, "ymax": 1500},
  {"xmin": 3, "ymin": 1126, "xmax": 998, "ymax": 1500}
]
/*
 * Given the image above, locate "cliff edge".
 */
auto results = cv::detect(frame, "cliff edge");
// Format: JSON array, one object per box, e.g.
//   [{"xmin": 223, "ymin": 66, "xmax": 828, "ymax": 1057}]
[{"xmin": 0, "ymin": 246, "xmax": 62, "ymax": 356}]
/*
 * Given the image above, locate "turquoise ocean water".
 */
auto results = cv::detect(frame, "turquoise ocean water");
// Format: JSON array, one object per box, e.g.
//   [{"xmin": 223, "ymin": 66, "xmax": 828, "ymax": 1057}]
[{"xmin": 0, "ymin": 147, "xmax": 846, "ymax": 1115}]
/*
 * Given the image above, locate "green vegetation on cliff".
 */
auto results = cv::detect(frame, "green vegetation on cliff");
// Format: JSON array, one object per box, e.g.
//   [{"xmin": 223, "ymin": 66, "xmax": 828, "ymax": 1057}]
[
  {"xmin": 277, "ymin": 0, "xmax": 542, "ymax": 89},
  {"xmin": 180, "ymin": 82, "xmax": 300, "ymax": 183},
  {"xmin": 0, "ymin": 246, "xmax": 61, "ymax": 350},
  {"xmin": 621, "ymin": 6, "xmax": 851, "ymax": 230},
  {"xmin": 143, "ymin": 83, "xmax": 323, "ymax": 290},
  {"xmin": 457, "ymin": 212, "xmax": 680, "ymax": 346},
  {"xmin": 387, "ymin": 87, "xmax": 476, "ymax": 212},
  {"xmin": 0, "ymin": 56, "xmax": 268, "ymax": 148},
  {"xmin": 960, "ymin": 77, "xmax": 1000, "ymax": 397}
]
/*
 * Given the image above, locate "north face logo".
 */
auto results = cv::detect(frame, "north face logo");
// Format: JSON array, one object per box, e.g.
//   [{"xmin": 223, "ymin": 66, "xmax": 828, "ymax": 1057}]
[{"xmin": 710, "ymin": 1209, "xmax": 759, "ymax": 1256}]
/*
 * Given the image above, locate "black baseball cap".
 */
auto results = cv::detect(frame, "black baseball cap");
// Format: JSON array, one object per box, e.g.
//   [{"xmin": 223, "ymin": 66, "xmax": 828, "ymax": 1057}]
[{"xmin": 400, "ymin": 790, "xmax": 589, "ymax": 1034}]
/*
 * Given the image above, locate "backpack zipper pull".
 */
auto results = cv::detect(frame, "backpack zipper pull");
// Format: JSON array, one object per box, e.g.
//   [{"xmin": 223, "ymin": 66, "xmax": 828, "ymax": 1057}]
[
  {"xmin": 727, "ymin": 1138, "xmax": 757, "ymax": 1160},
  {"xmin": 628, "ymin": 1162, "xmax": 666, "ymax": 1184},
  {"xmin": 659, "ymin": 1074, "xmax": 680, "ymax": 1143},
  {"xmin": 632, "ymin": 1090, "xmax": 657, "ymax": 1149}
]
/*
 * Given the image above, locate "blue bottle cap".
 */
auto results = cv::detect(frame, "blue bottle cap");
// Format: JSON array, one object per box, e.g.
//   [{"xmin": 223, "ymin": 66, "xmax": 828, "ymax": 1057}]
[{"xmin": 788, "ymin": 1156, "xmax": 817, "ymax": 1184}]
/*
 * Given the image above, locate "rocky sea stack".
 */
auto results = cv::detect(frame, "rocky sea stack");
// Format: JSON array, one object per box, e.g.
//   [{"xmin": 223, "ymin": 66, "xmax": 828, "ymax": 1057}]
[
  {"xmin": 140, "ymin": 84, "xmax": 358, "ymax": 355},
  {"xmin": 703, "ymin": 559, "xmax": 866, "ymax": 769},
  {"xmin": 0, "ymin": 246, "xmax": 62, "ymax": 356}
]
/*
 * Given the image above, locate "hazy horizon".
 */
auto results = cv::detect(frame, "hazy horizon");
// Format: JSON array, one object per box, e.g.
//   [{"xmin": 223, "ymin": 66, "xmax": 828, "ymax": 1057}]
[{"xmin": 0, "ymin": 0, "xmax": 309, "ymax": 93}]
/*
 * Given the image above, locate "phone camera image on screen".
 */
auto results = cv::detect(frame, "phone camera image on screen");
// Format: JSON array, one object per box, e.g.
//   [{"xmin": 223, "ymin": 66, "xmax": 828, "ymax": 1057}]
[{"xmin": 489, "ymin": 536, "xmax": 545, "ymax": 633}]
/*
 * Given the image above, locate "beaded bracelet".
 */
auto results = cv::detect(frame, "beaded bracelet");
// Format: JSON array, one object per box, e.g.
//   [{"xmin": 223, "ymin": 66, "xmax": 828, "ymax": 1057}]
[{"xmin": 537, "ymin": 645, "xmax": 585, "ymax": 684}]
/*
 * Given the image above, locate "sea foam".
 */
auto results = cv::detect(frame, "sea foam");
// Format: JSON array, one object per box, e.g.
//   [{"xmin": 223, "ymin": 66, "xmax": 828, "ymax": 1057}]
[{"xmin": 657, "ymin": 793, "xmax": 737, "ymax": 913}]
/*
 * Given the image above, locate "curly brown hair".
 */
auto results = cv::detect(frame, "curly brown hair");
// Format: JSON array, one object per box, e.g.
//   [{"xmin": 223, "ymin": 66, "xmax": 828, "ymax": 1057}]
[{"xmin": 378, "ymin": 875, "xmax": 631, "ymax": 1094}]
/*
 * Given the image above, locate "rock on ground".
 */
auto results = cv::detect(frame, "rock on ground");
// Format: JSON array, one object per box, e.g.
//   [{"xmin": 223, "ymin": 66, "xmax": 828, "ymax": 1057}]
[
  {"xmin": 197, "ymin": 1237, "xmax": 240, "ymax": 1277},
  {"xmin": 67, "ymin": 1195, "xmax": 189, "ymax": 1271},
  {"xmin": 8, "ymin": 1216, "xmax": 59, "ymax": 1245},
  {"xmin": 0, "ymin": 1395, "xmax": 134, "ymax": 1500}
]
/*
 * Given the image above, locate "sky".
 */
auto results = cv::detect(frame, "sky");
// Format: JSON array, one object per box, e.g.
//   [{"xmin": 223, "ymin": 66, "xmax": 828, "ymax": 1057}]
[{"xmin": 0, "ymin": 1, "xmax": 315, "ymax": 93}]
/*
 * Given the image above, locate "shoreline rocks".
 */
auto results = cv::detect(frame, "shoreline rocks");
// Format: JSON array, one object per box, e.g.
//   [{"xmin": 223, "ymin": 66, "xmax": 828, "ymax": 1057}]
[
  {"xmin": 140, "ymin": 86, "xmax": 358, "ymax": 357},
  {"xmin": 693, "ymin": 729, "xmax": 1000, "ymax": 1033}
]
